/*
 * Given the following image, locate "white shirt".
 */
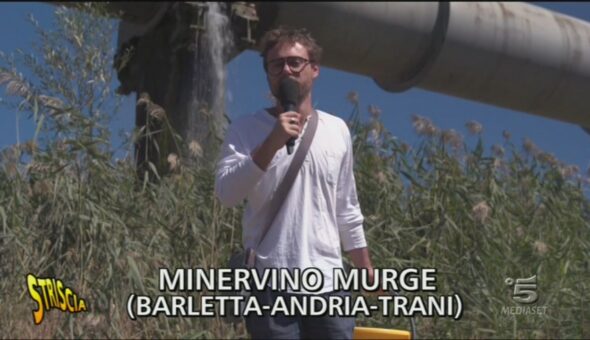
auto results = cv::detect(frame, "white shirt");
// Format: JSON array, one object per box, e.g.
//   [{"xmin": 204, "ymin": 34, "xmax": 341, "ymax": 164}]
[{"xmin": 214, "ymin": 109, "xmax": 367, "ymax": 293}]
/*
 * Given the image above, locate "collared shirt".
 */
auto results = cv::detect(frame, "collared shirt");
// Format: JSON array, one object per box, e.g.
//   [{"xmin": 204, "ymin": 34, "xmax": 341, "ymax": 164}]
[{"xmin": 215, "ymin": 109, "xmax": 367, "ymax": 293}]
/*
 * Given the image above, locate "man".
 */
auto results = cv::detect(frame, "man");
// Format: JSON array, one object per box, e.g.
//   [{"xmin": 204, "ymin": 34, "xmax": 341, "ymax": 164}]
[{"xmin": 214, "ymin": 27, "xmax": 374, "ymax": 339}]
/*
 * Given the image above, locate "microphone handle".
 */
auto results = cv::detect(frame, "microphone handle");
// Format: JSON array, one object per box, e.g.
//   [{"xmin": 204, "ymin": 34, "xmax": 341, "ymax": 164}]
[{"xmin": 284, "ymin": 103, "xmax": 296, "ymax": 155}]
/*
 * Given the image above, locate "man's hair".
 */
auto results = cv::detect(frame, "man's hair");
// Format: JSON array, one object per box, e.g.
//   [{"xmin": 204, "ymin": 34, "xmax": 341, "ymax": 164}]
[{"xmin": 259, "ymin": 26, "xmax": 323, "ymax": 69}]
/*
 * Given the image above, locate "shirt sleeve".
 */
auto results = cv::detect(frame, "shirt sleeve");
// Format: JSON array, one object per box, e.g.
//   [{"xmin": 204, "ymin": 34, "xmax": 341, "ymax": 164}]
[
  {"xmin": 214, "ymin": 122, "xmax": 265, "ymax": 208},
  {"xmin": 336, "ymin": 122, "xmax": 367, "ymax": 251}
]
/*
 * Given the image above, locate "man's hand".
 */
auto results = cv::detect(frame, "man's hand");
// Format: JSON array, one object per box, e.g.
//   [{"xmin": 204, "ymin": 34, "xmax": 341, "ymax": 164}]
[
  {"xmin": 347, "ymin": 247, "xmax": 372, "ymax": 273},
  {"xmin": 346, "ymin": 247, "xmax": 387, "ymax": 296},
  {"xmin": 268, "ymin": 111, "xmax": 302, "ymax": 150},
  {"xmin": 251, "ymin": 111, "xmax": 301, "ymax": 170}
]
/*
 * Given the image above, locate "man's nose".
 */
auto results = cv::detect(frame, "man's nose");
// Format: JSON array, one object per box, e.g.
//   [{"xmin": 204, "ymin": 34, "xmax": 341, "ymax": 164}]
[{"xmin": 280, "ymin": 61, "xmax": 293, "ymax": 75}]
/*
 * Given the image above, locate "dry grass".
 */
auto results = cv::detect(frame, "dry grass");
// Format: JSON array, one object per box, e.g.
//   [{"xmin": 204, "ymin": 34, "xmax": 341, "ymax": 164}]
[{"xmin": 347, "ymin": 98, "xmax": 590, "ymax": 339}]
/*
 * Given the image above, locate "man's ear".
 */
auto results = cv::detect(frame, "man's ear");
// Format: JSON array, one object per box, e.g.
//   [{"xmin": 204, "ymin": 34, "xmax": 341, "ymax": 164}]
[
  {"xmin": 312, "ymin": 63, "xmax": 320, "ymax": 79},
  {"xmin": 262, "ymin": 59, "xmax": 268, "ymax": 73}
]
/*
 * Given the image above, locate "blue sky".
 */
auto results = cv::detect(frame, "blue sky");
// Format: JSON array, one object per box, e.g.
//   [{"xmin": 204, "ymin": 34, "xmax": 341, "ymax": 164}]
[{"xmin": 1, "ymin": 2, "xmax": 589, "ymax": 178}]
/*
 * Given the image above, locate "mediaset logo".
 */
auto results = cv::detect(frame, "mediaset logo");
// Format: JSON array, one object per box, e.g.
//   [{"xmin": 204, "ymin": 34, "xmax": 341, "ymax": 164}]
[{"xmin": 501, "ymin": 274, "xmax": 548, "ymax": 316}]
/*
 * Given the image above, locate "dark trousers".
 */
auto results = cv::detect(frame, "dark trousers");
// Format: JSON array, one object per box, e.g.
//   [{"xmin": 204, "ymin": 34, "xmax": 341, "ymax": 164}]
[{"xmin": 245, "ymin": 287, "xmax": 355, "ymax": 340}]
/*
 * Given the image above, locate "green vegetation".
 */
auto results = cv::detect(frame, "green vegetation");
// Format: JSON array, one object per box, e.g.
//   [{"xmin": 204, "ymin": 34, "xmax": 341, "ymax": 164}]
[
  {"xmin": 346, "ymin": 96, "xmax": 590, "ymax": 339},
  {"xmin": 1, "ymin": 4, "xmax": 588, "ymax": 339}
]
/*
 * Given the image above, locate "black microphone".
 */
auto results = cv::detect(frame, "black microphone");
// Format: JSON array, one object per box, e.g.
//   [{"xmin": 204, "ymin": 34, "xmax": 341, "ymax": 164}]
[{"xmin": 278, "ymin": 78, "xmax": 300, "ymax": 155}]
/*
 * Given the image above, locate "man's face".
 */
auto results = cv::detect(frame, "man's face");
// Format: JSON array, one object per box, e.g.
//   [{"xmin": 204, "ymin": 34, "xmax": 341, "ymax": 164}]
[{"xmin": 265, "ymin": 41, "xmax": 319, "ymax": 106}]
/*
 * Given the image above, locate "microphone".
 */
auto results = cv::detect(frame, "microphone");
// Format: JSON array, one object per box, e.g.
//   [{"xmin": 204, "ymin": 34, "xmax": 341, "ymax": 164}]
[{"xmin": 278, "ymin": 78, "xmax": 300, "ymax": 155}]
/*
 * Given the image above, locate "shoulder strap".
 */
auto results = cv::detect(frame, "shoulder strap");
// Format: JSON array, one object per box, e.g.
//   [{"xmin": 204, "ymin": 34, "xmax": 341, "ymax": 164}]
[{"xmin": 255, "ymin": 110, "xmax": 319, "ymax": 248}]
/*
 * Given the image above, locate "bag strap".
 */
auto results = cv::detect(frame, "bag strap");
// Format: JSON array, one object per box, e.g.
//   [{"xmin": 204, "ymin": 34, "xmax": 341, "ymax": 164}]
[{"xmin": 255, "ymin": 110, "xmax": 319, "ymax": 249}]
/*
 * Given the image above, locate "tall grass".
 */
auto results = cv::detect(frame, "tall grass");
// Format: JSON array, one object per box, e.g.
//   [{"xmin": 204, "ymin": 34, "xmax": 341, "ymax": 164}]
[
  {"xmin": 346, "ymin": 96, "xmax": 590, "ymax": 339},
  {"xmin": 1, "ymin": 4, "xmax": 589, "ymax": 339}
]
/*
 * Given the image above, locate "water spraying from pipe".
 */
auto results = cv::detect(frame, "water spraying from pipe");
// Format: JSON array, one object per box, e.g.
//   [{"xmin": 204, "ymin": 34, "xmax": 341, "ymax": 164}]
[
  {"xmin": 206, "ymin": 2, "xmax": 233, "ymax": 118},
  {"xmin": 188, "ymin": 2, "xmax": 233, "ymax": 162}
]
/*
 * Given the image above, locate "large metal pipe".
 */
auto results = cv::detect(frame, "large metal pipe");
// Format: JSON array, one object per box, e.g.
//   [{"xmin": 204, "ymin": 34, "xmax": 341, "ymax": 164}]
[
  {"xmin": 45, "ymin": 2, "xmax": 590, "ymax": 128},
  {"xmin": 255, "ymin": 2, "xmax": 590, "ymax": 128}
]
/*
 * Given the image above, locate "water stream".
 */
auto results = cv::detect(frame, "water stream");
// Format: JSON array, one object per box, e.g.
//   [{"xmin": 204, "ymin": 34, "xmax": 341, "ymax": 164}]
[
  {"xmin": 206, "ymin": 2, "xmax": 233, "ymax": 118},
  {"xmin": 188, "ymin": 2, "xmax": 233, "ymax": 158}
]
